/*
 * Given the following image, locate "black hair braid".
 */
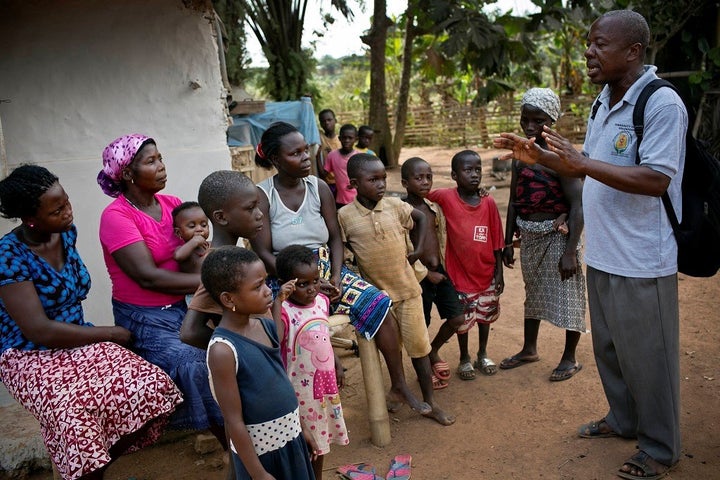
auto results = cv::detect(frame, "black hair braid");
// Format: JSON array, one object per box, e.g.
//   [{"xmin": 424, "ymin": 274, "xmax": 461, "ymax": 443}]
[{"xmin": 0, "ymin": 165, "xmax": 58, "ymax": 219}]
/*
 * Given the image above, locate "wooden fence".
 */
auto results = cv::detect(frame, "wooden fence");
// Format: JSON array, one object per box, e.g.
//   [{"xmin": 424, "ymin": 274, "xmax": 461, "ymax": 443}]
[{"xmin": 337, "ymin": 94, "xmax": 595, "ymax": 148}]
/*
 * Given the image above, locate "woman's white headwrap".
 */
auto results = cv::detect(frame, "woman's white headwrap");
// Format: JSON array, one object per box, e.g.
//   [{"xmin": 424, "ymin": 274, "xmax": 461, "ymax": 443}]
[{"xmin": 521, "ymin": 88, "xmax": 561, "ymax": 122}]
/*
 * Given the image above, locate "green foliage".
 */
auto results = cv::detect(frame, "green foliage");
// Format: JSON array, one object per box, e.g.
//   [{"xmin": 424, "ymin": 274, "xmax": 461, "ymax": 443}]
[
  {"xmin": 212, "ymin": 0, "xmax": 251, "ymax": 85},
  {"xmin": 311, "ymin": 55, "xmax": 370, "ymax": 123},
  {"xmin": 241, "ymin": 0, "xmax": 353, "ymax": 100}
]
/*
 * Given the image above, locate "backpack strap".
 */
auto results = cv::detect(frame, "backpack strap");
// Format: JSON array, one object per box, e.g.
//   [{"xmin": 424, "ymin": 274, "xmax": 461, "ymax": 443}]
[
  {"xmin": 633, "ymin": 78, "xmax": 682, "ymax": 231},
  {"xmin": 590, "ymin": 96, "xmax": 602, "ymax": 120}
]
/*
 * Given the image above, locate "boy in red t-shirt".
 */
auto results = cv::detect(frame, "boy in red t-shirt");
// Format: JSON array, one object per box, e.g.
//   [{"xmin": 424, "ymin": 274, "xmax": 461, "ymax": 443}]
[{"xmin": 427, "ymin": 150, "xmax": 505, "ymax": 381}]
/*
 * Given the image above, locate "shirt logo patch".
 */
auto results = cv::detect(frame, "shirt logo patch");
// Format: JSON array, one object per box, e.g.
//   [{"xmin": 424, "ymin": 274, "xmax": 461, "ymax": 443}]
[
  {"xmin": 613, "ymin": 131, "xmax": 630, "ymax": 154},
  {"xmin": 473, "ymin": 226, "xmax": 488, "ymax": 242}
]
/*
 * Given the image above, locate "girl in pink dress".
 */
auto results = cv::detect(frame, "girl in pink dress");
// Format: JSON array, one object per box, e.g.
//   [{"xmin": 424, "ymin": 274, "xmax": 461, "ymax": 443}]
[{"xmin": 271, "ymin": 245, "xmax": 349, "ymax": 480}]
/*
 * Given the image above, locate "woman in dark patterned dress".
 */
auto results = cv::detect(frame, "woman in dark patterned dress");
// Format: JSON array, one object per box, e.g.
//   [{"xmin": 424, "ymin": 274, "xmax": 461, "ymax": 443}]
[
  {"xmin": 500, "ymin": 88, "xmax": 587, "ymax": 381},
  {"xmin": 0, "ymin": 165, "xmax": 182, "ymax": 479}
]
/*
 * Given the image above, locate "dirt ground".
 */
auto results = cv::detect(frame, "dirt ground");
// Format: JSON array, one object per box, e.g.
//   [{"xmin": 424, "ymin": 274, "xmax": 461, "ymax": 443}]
[{"xmin": 28, "ymin": 146, "xmax": 720, "ymax": 480}]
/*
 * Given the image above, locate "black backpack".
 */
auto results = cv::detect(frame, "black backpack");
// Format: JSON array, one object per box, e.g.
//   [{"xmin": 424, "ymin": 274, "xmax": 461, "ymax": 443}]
[{"xmin": 632, "ymin": 79, "xmax": 720, "ymax": 277}]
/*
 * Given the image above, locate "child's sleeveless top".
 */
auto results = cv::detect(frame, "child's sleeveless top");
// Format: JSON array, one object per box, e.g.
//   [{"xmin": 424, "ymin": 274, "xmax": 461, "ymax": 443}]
[
  {"xmin": 513, "ymin": 164, "xmax": 569, "ymax": 216},
  {"xmin": 257, "ymin": 175, "xmax": 329, "ymax": 254},
  {"xmin": 208, "ymin": 320, "xmax": 301, "ymax": 456}
]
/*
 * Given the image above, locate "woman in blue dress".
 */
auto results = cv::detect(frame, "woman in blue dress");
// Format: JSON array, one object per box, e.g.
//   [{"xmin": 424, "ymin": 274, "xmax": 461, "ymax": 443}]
[{"xmin": 0, "ymin": 165, "xmax": 182, "ymax": 479}]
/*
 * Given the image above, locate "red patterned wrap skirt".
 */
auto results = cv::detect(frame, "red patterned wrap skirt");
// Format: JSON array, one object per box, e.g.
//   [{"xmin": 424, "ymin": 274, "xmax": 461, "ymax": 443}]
[{"xmin": 0, "ymin": 342, "xmax": 183, "ymax": 479}]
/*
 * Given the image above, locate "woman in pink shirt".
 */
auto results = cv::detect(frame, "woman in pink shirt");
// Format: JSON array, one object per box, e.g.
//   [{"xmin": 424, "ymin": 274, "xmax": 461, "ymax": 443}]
[{"xmin": 98, "ymin": 134, "xmax": 225, "ymax": 446}]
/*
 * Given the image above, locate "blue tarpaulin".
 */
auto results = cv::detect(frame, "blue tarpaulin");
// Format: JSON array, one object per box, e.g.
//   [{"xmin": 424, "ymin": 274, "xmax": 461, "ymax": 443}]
[{"xmin": 227, "ymin": 96, "xmax": 320, "ymax": 147}]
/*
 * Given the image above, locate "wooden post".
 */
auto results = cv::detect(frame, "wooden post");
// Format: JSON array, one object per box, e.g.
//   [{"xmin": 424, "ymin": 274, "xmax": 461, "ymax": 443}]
[
  {"xmin": 355, "ymin": 332, "xmax": 391, "ymax": 447},
  {"xmin": 329, "ymin": 315, "xmax": 391, "ymax": 447}
]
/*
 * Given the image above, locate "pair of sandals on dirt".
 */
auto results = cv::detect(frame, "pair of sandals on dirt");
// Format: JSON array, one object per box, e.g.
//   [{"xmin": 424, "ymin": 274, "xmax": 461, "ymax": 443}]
[
  {"xmin": 498, "ymin": 353, "xmax": 583, "ymax": 381},
  {"xmin": 579, "ymin": 418, "xmax": 677, "ymax": 479},
  {"xmin": 431, "ymin": 353, "xmax": 497, "ymax": 389},
  {"xmin": 337, "ymin": 454, "xmax": 411, "ymax": 479}
]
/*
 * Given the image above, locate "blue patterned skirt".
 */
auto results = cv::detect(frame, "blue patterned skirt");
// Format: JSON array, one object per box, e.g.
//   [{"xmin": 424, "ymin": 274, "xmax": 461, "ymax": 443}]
[{"xmin": 112, "ymin": 299, "xmax": 224, "ymax": 430}]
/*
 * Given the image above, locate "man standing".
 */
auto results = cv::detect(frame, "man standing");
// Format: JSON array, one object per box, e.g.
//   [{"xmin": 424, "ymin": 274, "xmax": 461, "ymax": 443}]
[{"xmin": 494, "ymin": 10, "xmax": 686, "ymax": 479}]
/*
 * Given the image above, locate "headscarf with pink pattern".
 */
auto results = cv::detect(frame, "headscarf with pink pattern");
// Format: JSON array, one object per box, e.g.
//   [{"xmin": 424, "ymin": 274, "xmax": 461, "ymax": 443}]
[{"xmin": 97, "ymin": 134, "xmax": 154, "ymax": 197}]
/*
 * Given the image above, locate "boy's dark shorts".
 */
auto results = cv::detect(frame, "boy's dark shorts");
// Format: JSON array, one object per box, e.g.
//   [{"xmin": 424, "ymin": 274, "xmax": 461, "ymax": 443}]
[{"xmin": 420, "ymin": 264, "xmax": 465, "ymax": 326}]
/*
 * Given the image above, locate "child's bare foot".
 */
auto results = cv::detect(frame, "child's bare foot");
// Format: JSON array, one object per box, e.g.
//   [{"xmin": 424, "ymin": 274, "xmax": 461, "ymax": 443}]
[
  {"xmin": 386, "ymin": 388, "xmax": 431, "ymax": 414},
  {"xmin": 422, "ymin": 404, "xmax": 456, "ymax": 426}
]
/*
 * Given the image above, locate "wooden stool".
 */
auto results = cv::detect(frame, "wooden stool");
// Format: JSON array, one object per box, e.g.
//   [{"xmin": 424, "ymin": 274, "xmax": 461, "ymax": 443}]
[{"xmin": 328, "ymin": 314, "xmax": 391, "ymax": 447}]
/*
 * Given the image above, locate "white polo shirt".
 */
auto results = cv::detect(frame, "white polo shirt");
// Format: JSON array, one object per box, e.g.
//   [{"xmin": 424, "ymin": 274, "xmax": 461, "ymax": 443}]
[{"xmin": 582, "ymin": 66, "xmax": 688, "ymax": 278}]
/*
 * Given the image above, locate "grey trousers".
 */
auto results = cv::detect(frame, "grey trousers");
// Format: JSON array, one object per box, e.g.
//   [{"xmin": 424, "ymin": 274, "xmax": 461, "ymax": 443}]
[{"xmin": 587, "ymin": 266, "xmax": 681, "ymax": 466}]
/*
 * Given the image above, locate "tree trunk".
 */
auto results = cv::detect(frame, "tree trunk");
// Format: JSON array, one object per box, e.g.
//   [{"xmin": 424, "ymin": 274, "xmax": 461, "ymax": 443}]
[
  {"xmin": 362, "ymin": 0, "xmax": 394, "ymax": 166},
  {"xmin": 392, "ymin": 8, "xmax": 416, "ymax": 167}
]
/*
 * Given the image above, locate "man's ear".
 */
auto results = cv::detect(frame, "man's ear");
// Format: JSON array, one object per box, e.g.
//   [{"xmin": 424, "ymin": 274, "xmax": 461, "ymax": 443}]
[
  {"xmin": 401, "ymin": 178, "xmax": 408, "ymax": 189},
  {"xmin": 450, "ymin": 170, "xmax": 457, "ymax": 181},
  {"xmin": 212, "ymin": 209, "xmax": 228, "ymax": 226},
  {"xmin": 626, "ymin": 42, "xmax": 643, "ymax": 62}
]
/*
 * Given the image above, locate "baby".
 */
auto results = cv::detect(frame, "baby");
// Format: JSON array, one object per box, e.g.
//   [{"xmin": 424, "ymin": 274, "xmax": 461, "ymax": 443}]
[{"xmin": 172, "ymin": 201, "xmax": 210, "ymax": 275}]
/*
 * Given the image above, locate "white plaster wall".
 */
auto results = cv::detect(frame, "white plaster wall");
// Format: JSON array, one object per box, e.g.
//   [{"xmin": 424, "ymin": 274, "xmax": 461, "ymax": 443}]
[{"xmin": 0, "ymin": 0, "xmax": 231, "ymax": 324}]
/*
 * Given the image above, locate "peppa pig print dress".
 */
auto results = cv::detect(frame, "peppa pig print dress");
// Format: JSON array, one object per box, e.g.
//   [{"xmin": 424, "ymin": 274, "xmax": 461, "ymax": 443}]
[{"xmin": 279, "ymin": 293, "xmax": 349, "ymax": 454}]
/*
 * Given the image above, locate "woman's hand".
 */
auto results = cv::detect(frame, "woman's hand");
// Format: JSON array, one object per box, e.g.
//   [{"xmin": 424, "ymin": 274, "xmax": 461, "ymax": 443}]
[
  {"xmin": 558, "ymin": 250, "xmax": 580, "ymax": 281},
  {"xmin": 502, "ymin": 246, "xmax": 515, "ymax": 268},
  {"xmin": 107, "ymin": 326, "xmax": 133, "ymax": 347}
]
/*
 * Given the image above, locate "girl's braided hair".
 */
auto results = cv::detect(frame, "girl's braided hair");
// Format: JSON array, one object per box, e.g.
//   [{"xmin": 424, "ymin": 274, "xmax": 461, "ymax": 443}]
[{"xmin": 0, "ymin": 165, "xmax": 58, "ymax": 219}]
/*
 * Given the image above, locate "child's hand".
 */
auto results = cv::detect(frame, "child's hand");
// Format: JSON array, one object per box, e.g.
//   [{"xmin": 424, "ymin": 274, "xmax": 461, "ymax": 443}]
[
  {"xmin": 254, "ymin": 473, "xmax": 276, "ymax": 480},
  {"xmin": 406, "ymin": 250, "xmax": 421, "ymax": 266},
  {"xmin": 189, "ymin": 233, "xmax": 208, "ymax": 248},
  {"xmin": 319, "ymin": 278, "xmax": 341, "ymax": 302},
  {"xmin": 302, "ymin": 429, "xmax": 320, "ymax": 461},
  {"xmin": 276, "ymin": 279, "xmax": 296, "ymax": 302},
  {"xmin": 494, "ymin": 271, "xmax": 505, "ymax": 296},
  {"xmin": 425, "ymin": 270, "xmax": 446, "ymax": 285},
  {"xmin": 335, "ymin": 357, "xmax": 346, "ymax": 389}
]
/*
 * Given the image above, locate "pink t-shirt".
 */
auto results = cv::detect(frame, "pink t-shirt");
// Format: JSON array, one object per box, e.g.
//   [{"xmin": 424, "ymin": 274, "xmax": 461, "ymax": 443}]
[
  {"xmin": 99, "ymin": 194, "xmax": 184, "ymax": 306},
  {"xmin": 427, "ymin": 188, "xmax": 504, "ymax": 293},
  {"xmin": 324, "ymin": 149, "xmax": 358, "ymax": 205}
]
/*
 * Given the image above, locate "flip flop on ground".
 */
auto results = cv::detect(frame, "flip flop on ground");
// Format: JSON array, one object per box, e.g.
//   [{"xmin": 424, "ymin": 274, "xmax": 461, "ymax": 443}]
[
  {"xmin": 617, "ymin": 451, "xmax": 674, "ymax": 480},
  {"xmin": 577, "ymin": 418, "xmax": 618, "ymax": 438},
  {"xmin": 473, "ymin": 355, "xmax": 498, "ymax": 375},
  {"xmin": 499, "ymin": 354, "xmax": 540, "ymax": 369},
  {"xmin": 386, "ymin": 454, "xmax": 412, "ymax": 479},
  {"xmin": 549, "ymin": 362, "xmax": 582, "ymax": 381},
  {"xmin": 431, "ymin": 360, "xmax": 451, "ymax": 381},
  {"xmin": 456, "ymin": 361, "xmax": 476, "ymax": 380},
  {"xmin": 337, "ymin": 463, "xmax": 383, "ymax": 480},
  {"xmin": 431, "ymin": 374, "xmax": 448, "ymax": 390}
]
